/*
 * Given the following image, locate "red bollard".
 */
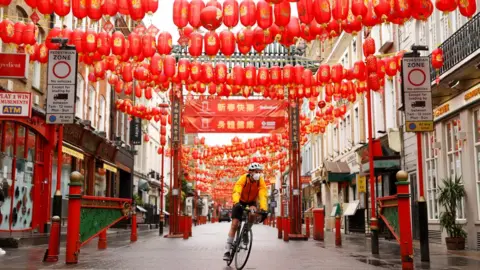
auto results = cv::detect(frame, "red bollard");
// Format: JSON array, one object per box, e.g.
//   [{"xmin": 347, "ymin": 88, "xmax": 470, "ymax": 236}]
[
  {"xmin": 65, "ymin": 172, "xmax": 84, "ymax": 264},
  {"xmin": 188, "ymin": 216, "xmax": 192, "ymax": 237},
  {"xmin": 98, "ymin": 229, "xmax": 107, "ymax": 249},
  {"xmin": 396, "ymin": 171, "xmax": 414, "ymax": 270},
  {"xmin": 313, "ymin": 208, "xmax": 325, "ymax": 241},
  {"xmin": 335, "ymin": 215, "xmax": 341, "ymax": 246},
  {"xmin": 44, "ymin": 216, "xmax": 61, "ymax": 262},
  {"xmin": 305, "ymin": 217, "xmax": 310, "ymax": 239},
  {"xmin": 277, "ymin": 216, "xmax": 282, "ymax": 239},
  {"xmin": 283, "ymin": 217, "xmax": 289, "ymax": 242},
  {"xmin": 183, "ymin": 216, "xmax": 189, "ymax": 239},
  {"xmin": 131, "ymin": 209, "xmax": 138, "ymax": 242}
]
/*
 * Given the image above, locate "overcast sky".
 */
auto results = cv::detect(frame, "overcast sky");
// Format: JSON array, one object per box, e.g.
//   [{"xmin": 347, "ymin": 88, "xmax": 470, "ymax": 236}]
[{"xmin": 146, "ymin": 1, "xmax": 298, "ymax": 146}]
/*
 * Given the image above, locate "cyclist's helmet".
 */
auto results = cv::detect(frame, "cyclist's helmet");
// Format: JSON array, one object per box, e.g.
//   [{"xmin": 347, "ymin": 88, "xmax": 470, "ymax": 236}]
[{"xmin": 248, "ymin": 162, "xmax": 263, "ymax": 171}]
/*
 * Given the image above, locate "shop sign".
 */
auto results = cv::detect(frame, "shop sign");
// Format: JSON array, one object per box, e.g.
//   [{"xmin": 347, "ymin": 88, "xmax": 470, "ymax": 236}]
[
  {"xmin": 62, "ymin": 146, "xmax": 84, "ymax": 160},
  {"xmin": 402, "ymin": 57, "xmax": 434, "ymax": 132},
  {"xmin": 172, "ymin": 98, "xmax": 181, "ymax": 143},
  {"xmin": 357, "ymin": 176, "xmax": 366, "ymax": 193},
  {"xmin": 290, "ymin": 104, "xmax": 300, "ymax": 147},
  {"xmin": 103, "ymin": 163, "xmax": 117, "ymax": 173},
  {"xmin": 300, "ymin": 176, "xmax": 310, "ymax": 184},
  {"xmin": 0, "ymin": 53, "xmax": 29, "ymax": 79},
  {"xmin": 63, "ymin": 124, "xmax": 84, "ymax": 145},
  {"xmin": 434, "ymin": 84, "xmax": 480, "ymax": 121},
  {"xmin": 129, "ymin": 117, "xmax": 142, "ymax": 145},
  {"xmin": 0, "ymin": 92, "xmax": 32, "ymax": 118},
  {"xmin": 98, "ymin": 141, "xmax": 116, "ymax": 162}
]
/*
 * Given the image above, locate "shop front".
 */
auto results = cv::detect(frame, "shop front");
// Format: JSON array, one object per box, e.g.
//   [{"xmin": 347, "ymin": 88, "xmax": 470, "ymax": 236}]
[{"xmin": 428, "ymin": 84, "xmax": 480, "ymax": 249}]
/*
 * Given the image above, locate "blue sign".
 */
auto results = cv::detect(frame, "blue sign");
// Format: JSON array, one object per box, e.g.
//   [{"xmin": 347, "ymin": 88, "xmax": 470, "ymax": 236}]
[
  {"xmin": 2, "ymin": 106, "xmax": 22, "ymax": 115},
  {"xmin": 49, "ymin": 115, "xmax": 57, "ymax": 123}
]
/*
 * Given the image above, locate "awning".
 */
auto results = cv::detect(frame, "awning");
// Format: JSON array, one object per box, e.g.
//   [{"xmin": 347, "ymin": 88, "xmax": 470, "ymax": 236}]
[
  {"xmin": 136, "ymin": 205, "xmax": 147, "ymax": 212},
  {"xmin": 325, "ymin": 161, "xmax": 351, "ymax": 182},
  {"xmin": 138, "ymin": 179, "xmax": 151, "ymax": 192}
]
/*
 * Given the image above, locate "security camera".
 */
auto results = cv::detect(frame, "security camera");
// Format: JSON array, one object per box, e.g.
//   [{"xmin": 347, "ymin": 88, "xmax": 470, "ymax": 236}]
[{"xmin": 411, "ymin": 45, "xmax": 429, "ymax": 52}]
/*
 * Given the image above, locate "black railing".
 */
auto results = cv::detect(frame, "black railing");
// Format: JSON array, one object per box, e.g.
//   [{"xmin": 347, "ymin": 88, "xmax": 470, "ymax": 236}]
[{"xmin": 430, "ymin": 12, "xmax": 480, "ymax": 81}]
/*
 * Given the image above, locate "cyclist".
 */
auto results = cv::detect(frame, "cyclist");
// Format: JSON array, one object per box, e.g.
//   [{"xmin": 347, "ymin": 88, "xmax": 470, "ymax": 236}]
[{"xmin": 223, "ymin": 162, "xmax": 268, "ymax": 261}]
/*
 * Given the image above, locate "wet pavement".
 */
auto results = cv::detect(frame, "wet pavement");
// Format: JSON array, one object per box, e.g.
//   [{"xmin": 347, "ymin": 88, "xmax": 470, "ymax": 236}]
[{"xmin": 0, "ymin": 222, "xmax": 479, "ymax": 269}]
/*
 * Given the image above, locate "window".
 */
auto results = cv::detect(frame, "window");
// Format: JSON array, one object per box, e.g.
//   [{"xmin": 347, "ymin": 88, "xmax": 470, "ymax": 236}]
[
  {"xmin": 76, "ymin": 74, "xmax": 84, "ymax": 119},
  {"xmin": 88, "ymin": 86, "xmax": 95, "ymax": 125},
  {"xmin": 351, "ymin": 40, "xmax": 357, "ymax": 63},
  {"xmin": 473, "ymin": 109, "xmax": 480, "ymax": 219},
  {"xmin": 354, "ymin": 107, "xmax": 360, "ymax": 144},
  {"xmin": 346, "ymin": 115, "xmax": 351, "ymax": 148},
  {"xmin": 440, "ymin": 12, "xmax": 451, "ymax": 43},
  {"xmin": 32, "ymin": 29, "xmax": 45, "ymax": 89},
  {"xmin": 425, "ymin": 131, "xmax": 439, "ymax": 220},
  {"xmin": 428, "ymin": 12, "xmax": 437, "ymax": 54},
  {"xmin": 98, "ymin": 95, "xmax": 106, "ymax": 132},
  {"xmin": 445, "ymin": 117, "xmax": 465, "ymax": 219},
  {"xmin": 340, "ymin": 121, "xmax": 344, "ymax": 153}
]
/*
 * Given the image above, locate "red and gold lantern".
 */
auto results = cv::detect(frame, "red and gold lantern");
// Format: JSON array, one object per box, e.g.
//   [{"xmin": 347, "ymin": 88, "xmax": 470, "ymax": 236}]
[
  {"xmin": 412, "ymin": 0, "xmax": 434, "ymax": 21},
  {"xmin": 274, "ymin": 1, "xmax": 291, "ymax": 28},
  {"xmin": 189, "ymin": 0, "xmax": 205, "ymax": 29},
  {"xmin": 297, "ymin": 0, "xmax": 314, "ymax": 24},
  {"xmin": 204, "ymin": 31, "xmax": 220, "ymax": 57},
  {"xmin": 223, "ymin": 0, "xmax": 239, "ymax": 29},
  {"xmin": 435, "ymin": 0, "xmax": 457, "ymax": 13},
  {"xmin": 201, "ymin": 6, "xmax": 223, "ymax": 31},
  {"xmin": 220, "ymin": 30, "xmax": 235, "ymax": 57},
  {"xmin": 173, "ymin": 0, "xmax": 189, "ymax": 29},
  {"xmin": 332, "ymin": 0, "xmax": 349, "ymax": 22},
  {"xmin": 240, "ymin": 0, "xmax": 256, "ymax": 28},
  {"xmin": 256, "ymin": 0, "xmax": 273, "ymax": 30}
]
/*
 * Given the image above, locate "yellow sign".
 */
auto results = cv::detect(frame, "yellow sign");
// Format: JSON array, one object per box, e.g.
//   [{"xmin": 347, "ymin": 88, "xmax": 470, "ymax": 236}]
[
  {"xmin": 405, "ymin": 121, "xmax": 434, "ymax": 132},
  {"xmin": 358, "ymin": 176, "xmax": 366, "ymax": 193},
  {"xmin": 103, "ymin": 163, "xmax": 117, "ymax": 173},
  {"xmin": 62, "ymin": 146, "xmax": 84, "ymax": 160}
]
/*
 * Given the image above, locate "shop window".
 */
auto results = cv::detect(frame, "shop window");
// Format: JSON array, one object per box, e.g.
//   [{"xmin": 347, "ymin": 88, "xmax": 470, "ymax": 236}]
[
  {"xmin": 27, "ymin": 130, "xmax": 36, "ymax": 162},
  {"xmin": 424, "ymin": 131, "xmax": 439, "ymax": 220},
  {"xmin": 32, "ymin": 29, "xmax": 44, "ymax": 89},
  {"xmin": 473, "ymin": 109, "xmax": 480, "ymax": 219},
  {"xmin": 16, "ymin": 125, "xmax": 26, "ymax": 158},
  {"xmin": 445, "ymin": 117, "xmax": 465, "ymax": 219}
]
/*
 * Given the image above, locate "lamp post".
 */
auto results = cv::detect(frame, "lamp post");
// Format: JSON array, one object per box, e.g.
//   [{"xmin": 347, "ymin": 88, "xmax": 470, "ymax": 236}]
[{"xmin": 158, "ymin": 103, "xmax": 168, "ymax": 236}]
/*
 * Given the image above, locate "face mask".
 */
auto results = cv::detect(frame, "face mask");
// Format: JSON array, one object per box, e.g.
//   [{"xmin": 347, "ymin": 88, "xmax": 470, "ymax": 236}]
[{"xmin": 252, "ymin": 173, "xmax": 261, "ymax": 181}]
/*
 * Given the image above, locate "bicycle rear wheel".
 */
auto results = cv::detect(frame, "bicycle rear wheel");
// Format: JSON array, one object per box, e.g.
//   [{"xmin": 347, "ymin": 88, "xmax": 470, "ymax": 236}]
[{"xmin": 234, "ymin": 226, "xmax": 253, "ymax": 270}]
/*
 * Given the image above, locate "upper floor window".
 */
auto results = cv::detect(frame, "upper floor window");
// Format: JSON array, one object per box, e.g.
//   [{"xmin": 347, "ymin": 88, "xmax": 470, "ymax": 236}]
[
  {"xmin": 88, "ymin": 86, "xmax": 95, "ymax": 126},
  {"xmin": 98, "ymin": 95, "xmax": 106, "ymax": 132},
  {"xmin": 76, "ymin": 74, "xmax": 85, "ymax": 119}
]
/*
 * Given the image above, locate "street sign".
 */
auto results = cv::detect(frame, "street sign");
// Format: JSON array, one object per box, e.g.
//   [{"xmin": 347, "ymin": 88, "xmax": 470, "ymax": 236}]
[
  {"xmin": 46, "ymin": 49, "xmax": 78, "ymax": 124},
  {"xmin": 270, "ymin": 201, "xmax": 277, "ymax": 208},
  {"xmin": 130, "ymin": 117, "xmax": 142, "ymax": 145},
  {"xmin": 402, "ymin": 57, "xmax": 433, "ymax": 132},
  {"xmin": 0, "ymin": 92, "xmax": 32, "ymax": 118},
  {"xmin": 0, "ymin": 53, "xmax": 29, "ymax": 79}
]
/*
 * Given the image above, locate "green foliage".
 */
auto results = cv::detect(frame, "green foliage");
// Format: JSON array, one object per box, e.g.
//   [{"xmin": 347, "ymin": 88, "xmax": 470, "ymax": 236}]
[
  {"xmin": 133, "ymin": 193, "xmax": 144, "ymax": 206},
  {"xmin": 438, "ymin": 176, "xmax": 467, "ymax": 238}
]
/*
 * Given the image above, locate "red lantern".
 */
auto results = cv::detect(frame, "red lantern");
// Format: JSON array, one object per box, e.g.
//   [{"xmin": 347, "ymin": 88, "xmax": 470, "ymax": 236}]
[
  {"xmin": 368, "ymin": 73, "xmax": 381, "ymax": 91},
  {"xmin": 223, "ymin": 0, "xmax": 239, "ymax": 29},
  {"xmin": 412, "ymin": 0, "xmax": 434, "ymax": 21},
  {"xmin": 374, "ymin": 0, "xmax": 392, "ymax": 22},
  {"xmin": 353, "ymin": 61, "xmax": 367, "ymax": 81},
  {"xmin": 143, "ymin": 0, "xmax": 159, "ymax": 15},
  {"xmin": 282, "ymin": 64, "xmax": 294, "ymax": 85},
  {"xmin": 82, "ymin": 28, "xmax": 97, "ymax": 54},
  {"xmin": 377, "ymin": 58, "xmax": 386, "ymax": 79},
  {"xmin": 363, "ymin": 0, "xmax": 381, "ymax": 27},
  {"xmin": 12, "ymin": 22, "xmax": 25, "ymax": 45},
  {"xmin": 201, "ymin": 6, "xmax": 223, "ymax": 31},
  {"xmin": 232, "ymin": 65, "xmax": 245, "ymax": 85},
  {"xmin": 189, "ymin": 0, "xmax": 205, "ymax": 29},
  {"xmin": 122, "ymin": 63, "xmax": 133, "ymax": 82},
  {"xmin": 431, "ymin": 48, "xmax": 444, "ymax": 70},
  {"xmin": 55, "ymin": 0, "xmax": 71, "ymax": 17},
  {"xmin": 343, "ymin": 11, "xmax": 362, "ymax": 35},
  {"xmin": 72, "ymin": 0, "xmax": 88, "ymax": 19},
  {"xmin": 190, "ymin": 61, "xmax": 202, "ymax": 81},
  {"xmin": 435, "ymin": 0, "xmax": 457, "ymax": 13},
  {"xmin": 458, "ymin": 0, "xmax": 476, "ymax": 18},
  {"xmin": 385, "ymin": 57, "xmax": 398, "ymax": 77},
  {"xmin": 257, "ymin": 66, "xmax": 269, "ymax": 86},
  {"xmin": 96, "ymin": 31, "xmax": 111, "ymax": 57},
  {"xmin": 351, "ymin": 0, "xmax": 368, "ymax": 21},
  {"xmin": 173, "ymin": 0, "xmax": 189, "ymax": 29},
  {"xmin": 313, "ymin": 0, "xmax": 331, "ymax": 26},
  {"xmin": 87, "ymin": 0, "xmax": 103, "ymax": 21},
  {"xmin": 363, "ymin": 36, "xmax": 376, "ymax": 57},
  {"xmin": 393, "ymin": 0, "xmax": 412, "ymax": 23},
  {"xmin": 327, "ymin": 19, "xmax": 341, "ymax": 38},
  {"xmin": 297, "ymin": 0, "xmax": 314, "ymax": 25},
  {"xmin": 220, "ymin": 30, "xmax": 235, "ymax": 57},
  {"xmin": 157, "ymin": 31, "xmax": 172, "ymax": 55},
  {"xmin": 332, "ymin": 0, "xmax": 349, "ymax": 22},
  {"xmin": 215, "ymin": 62, "xmax": 228, "ymax": 84},
  {"xmin": 142, "ymin": 34, "xmax": 156, "ymax": 58},
  {"xmin": 201, "ymin": 63, "xmax": 214, "ymax": 84},
  {"xmin": 294, "ymin": 65, "xmax": 305, "ymax": 85},
  {"xmin": 274, "ymin": 1, "xmax": 291, "ymax": 28},
  {"xmin": 244, "ymin": 65, "xmax": 257, "ymax": 87},
  {"xmin": 256, "ymin": 0, "xmax": 273, "ymax": 30},
  {"xmin": 270, "ymin": 66, "xmax": 282, "ymax": 85},
  {"xmin": 150, "ymin": 53, "xmax": 163, "ymax": 76},
  {"xmin": 101, "ymin": 0, "xmax": 118, "ymax": 18},
  {"xmin": 366, "ymin": 55, "xmax": 378, "ymax": 73},
  {"xmin": 22, "ymin": 22, "xmax": 36, "ymax": 45},
  {"xmin": 164, "ymin": 55, "xmax": 176, "ymax": 78},
  {"xmin": 317, "ymin": 64, "xmax": 330, "ymax": 84},
  {"xmin": 177, "ymin": 58, "xmax": 190, "ymax": 83},
  {"xmin": 128, "ymin": 32, "xmax": 142, "ymax": 59},
  {"xmin": 331, "ymin": 64, "xmax": 343, "ymax": 83},
  {"xmin": 118, "ymin": 0, "xmax": 129, "ymax": 15},
  {"xmin": 111, "ymin": 31, "xmax": 125, "ymax": 56},
  {"xmin": 204, "ymin": 31, "xmax": 220, "ymax": 57},
  {"xmin": 236, "ymin": 27, "xmax": 254, "ymax": 47},
  {"xmin": 37, "ymin": 0, "xmax": 54, "ymax": 15},
  {"xmin": 240, "ymin": 0, "xmax": 257, "ymax": 28}
]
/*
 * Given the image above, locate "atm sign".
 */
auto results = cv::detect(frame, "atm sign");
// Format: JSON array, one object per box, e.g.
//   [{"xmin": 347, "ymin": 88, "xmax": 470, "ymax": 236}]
[{"xmin": 0, "ymin": 92, "xmax": 32, "ymax": 118}]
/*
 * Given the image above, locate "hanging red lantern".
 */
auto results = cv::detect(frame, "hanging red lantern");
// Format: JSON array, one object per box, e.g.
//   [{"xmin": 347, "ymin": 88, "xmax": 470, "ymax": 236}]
[
  {"xmin": 37, "ymin": 0, "xmax": 54, "ymax": 15},
  {"xmin": 220, "ymin": 30, "xmax": 235, "ymax": 57},
  {"xmin": 270, "ymin": 66, "xmax": 282, "ymax": 85},
  {"xmin": 368, "ymin": 73, "xmax": 381, "ymax": 91},
  {"xmin": 164, "ymin": 55, "xmax": 176, "ymax": 78},
  {"xmin": 94, "ymin": 60, "xmax": 106, "ymax": 78},
  {"xmin": 331, "ymin": 64, "xmax": 343, "ymax": 83},
  {"xmin": 22, "ymin": 22, "xmax": 36, "ymax": 46},
  {"xmin": 377, "ymin": 58, "xmax": 386, "ymax": 79},
  {"xmin": 72, "ymin": 0, "xmax": 88, "ymax": 19},
  {"xmin": 201, "ymin": 63, "xmax": 215, "ymax": 84},
  {"xmin": 385, "ymin": 57, "xmax": 398, "ymax": 77},
  {"xmin": 353, "ymin": 61, "xmax": 367, "ymax": 81},
  {"xmin": 232, "ymin": 65, "xmax": 245, "ymax": 85},
  {"xmin": 343, "ymin": 11, "xmax": 362, "ymax": 35},
  {"xmin": 374, "ymin": 0, "xmax": 392, "ymax": 22},
  {"xmin": 190, "ymin": 61, "xmax": 202, "ymax": 81},
  {"xmin": 317, "ymin": 64, "xmax": 330, "ymax": 84},
  {"xmin": 71, "ymin": 28, "xmax": 85, "ymax": 54},
  {"xmin": 282, "ymin": 64, "xmax": 294, "ymax": 85},
  {"xmin": 156, "ymin": 31, "xmax": 172, "ymax": 55},
  {"xmin": 240, "ymin": 0, "xmax": 256, "ymax": 28},
  {"xmin": 435, "ymin": 0, "xmax": 457, "ymax": 13},
  {"xmin": 111, "ymin": 31, "xmax": 126, "ymax": 57},
  {"xmin": 96, "ymin": 31, "xmax": 111, "ymax": 57},
  {"xmin": 177, "ymin": 58, "xmax": 190, "ymax": 83},
  {"xmin": 143, "ymin": 0, "xmax": 159, "ymax": 15},
  {"xmin": 327, "ymin": 19, "xmax": 341, "ymax": 38},
  {"xmin": 412, "ymin": 0, "xmax": 434, "ymax": 21},
  {"xmin": 458, "ymin": 0, "xmax": 476, "ymax": 18},
  {"xmin": 363, "ymin": 36, "xmax": 376, "ymax": 57},
  {"xmin": 87, "ymin": 0, "xmax": 103, "ymax": 21},
  {"xmin": 204, "ymin": 31, "xmax": 220, "ymax": 57},
  {"xmin": 431, "ymin": 48, "xmax": 444, "ymax": 70},
  {"xmin": 12, "ymin": 22, "xmax": 25, "ymax": 46},
  {"xmin": 150, "ymin": 53, "xmax": 163, "ymax": 76},
  {"xmin": 294, "ymin": 65, "xmax": 305, "ymax": 85},
  {"xmin": 223, "ymin": 0, "xmax": 239, "ymax": 29},
  {"xmin": 173, "ymin": 0, "xmax": 189, "ymax": 29},
  {"xmin": 55, "ymin": 0, "xmax": 71, "ymax": 17},
  {"xmin": 244, "ymin": 65, "xmax": 257, "ymax": 87},
  {"xmin": 215, "ymin": 62, "xmax": 227, "ymax": 84},
  {"xmin": 129, "ymin": 0, "xmax": 146, "ymax": 21},
  {"xmin": 256, "ymin": 0, "xmax": 273, "ymax": 30},
  {"xmin": 366, "ymin": 55, "xmax": 378, "ymax": 73},
  {"xmin": 393, "ymin": 0, "xmax": 413, "ymax": 23},
  {"xmin": 332, "ymin": 0, "xmax": 349, "ymax": 22},
  {"xmin": 142, "ymin": 34, "xmax": 156, "ymax": 58},
  {"xmin": 274, "ymin": 1, "xmax": 291, "ymax": 29},
  {"xmin": 201, "ymin": 6, "xmax": 223, "ymax": 31},
  {"xmin": 122, "ymin": 62, "xmax": 134, "ymax": 82},
  {"xmin": 238, "ymin": 44, "xmax": 252, "ymax": 55},
  {"xmin": 82, "ymin": 28, "xmax": 97, "ymax": 54},
  {"xmin": 128, "ymin": 32, "xmax": 142, "ymax": 59},
  {"xmin": 351, "ymin": 0, "xmax": 368, "ymax": 21},
  {"xmin": 297, "ymin": 0, "xmax": 314, "ymax": 25},
  {"xmin": 236, "ymin": 27, "xmax": 254, "ymax": 47},
  {"xmin": 257, "ymin": 66, "xmax": 269, "ymax": 86},
  {"xmin": 363, "ymin": 0, "xmax": 381, "ymax": 28},
  {"xmin": 189, "ymin": 0, "xmax": 205, "ymax": 29},
  {"xmin": 313, "ymin": 0, "xmax": 331, "ymax": 26},
  {"xmin": 101, "ymin": 0, "xmax": 118, "ymax": 18}
]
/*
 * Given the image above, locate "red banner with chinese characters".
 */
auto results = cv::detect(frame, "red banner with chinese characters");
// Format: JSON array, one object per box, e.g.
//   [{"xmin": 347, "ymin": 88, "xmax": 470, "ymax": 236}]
[{"xmin": 183, "ymin": 99, "xmax": 287, "ymax": 133}]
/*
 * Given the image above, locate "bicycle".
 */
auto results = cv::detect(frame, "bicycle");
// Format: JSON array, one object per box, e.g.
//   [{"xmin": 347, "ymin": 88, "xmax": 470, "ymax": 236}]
[{"xmin": 225, "ymin": 206, "xmax": 266, "ymax": 270}]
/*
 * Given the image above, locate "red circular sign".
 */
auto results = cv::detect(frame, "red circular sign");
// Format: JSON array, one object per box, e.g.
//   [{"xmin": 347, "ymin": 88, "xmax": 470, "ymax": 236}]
[
  {"xmin": 52, "ymin": 61, "xmax": 71, "ymax": 79},
  {"xmin": 407, "ymin": 68, "xmax": 426, "ymax": 87}
]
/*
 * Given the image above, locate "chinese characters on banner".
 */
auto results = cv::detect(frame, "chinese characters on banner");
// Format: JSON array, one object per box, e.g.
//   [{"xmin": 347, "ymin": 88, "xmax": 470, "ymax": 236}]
[
  {"xmin": 183, "ymin": 99, "xmax": 287, "ymax": 133},
  {"xmin": 129, "ymin": 117, "xmax": 142, "ymax": 145},
  {"xmin": 290, "ymin": 104, "xmax": 300, "ymax": 148},
  {"xmin": 172, "ymin": 98, "xmax": 181, "ymax": 143}
]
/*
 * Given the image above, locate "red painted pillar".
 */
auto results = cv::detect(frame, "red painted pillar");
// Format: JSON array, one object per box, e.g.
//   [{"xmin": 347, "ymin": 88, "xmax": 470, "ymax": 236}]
[
  {"xmin": 312, "ymin": 208, "xmax": 324, "ymax": 241},
  {"xmin": 396, "ymin": 171, "xmax": 414, "ymax": 270},
  {"xmin": 131, "ymin": 208, "xmax": 138, "ymax": 242},
  {"xmin": 305, "ymin": 217, "xmax": 310, "ymax": 238},
  {"xmin": 44, "ymin": 216, "xmax": 61, "ymax": 262},
  {"xmin": 283, "ymin": 217, "xmax": 289, "ymax": 242},
  {"xmin": 98, "ymin": 229, "xmax": 107, "ymax": 250},
  {"xmin": 277, "ymin": 216, "xmax": 282, "ymax": 239},
  {"xmin": 65, "ymin": 172, "xmax": 84, "ymax": 264},
  {"xmin": 183, "ymin": 216, "xmax": 189, "ymax": 239},
  {"xmin": 335, "ymin": 215, "xmax": 341, "ymax": 246}
]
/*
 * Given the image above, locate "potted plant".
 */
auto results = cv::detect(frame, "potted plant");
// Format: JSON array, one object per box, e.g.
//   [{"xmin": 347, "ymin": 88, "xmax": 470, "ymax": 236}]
[{"xmin": 438, "ymin": 176, "xmax": 467, "ymax": 250}]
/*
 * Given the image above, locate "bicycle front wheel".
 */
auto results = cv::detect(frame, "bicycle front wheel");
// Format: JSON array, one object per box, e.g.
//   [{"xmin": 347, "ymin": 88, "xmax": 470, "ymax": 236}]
[{"xmin": 234, "ymin": 227, "xmax": 253, "ymax": 270}]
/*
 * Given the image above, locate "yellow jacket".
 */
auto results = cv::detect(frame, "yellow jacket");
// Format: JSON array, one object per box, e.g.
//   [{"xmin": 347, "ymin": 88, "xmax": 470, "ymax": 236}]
[{"xmin": 232, "ymin": 174, "xmax": 268, "ymax": 211}]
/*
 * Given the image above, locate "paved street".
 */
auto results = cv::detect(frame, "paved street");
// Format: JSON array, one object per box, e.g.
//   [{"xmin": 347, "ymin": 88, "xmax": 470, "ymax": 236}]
[{"xmin": 1, "ymin": 223, "xmax": 480, "ymax": 269}]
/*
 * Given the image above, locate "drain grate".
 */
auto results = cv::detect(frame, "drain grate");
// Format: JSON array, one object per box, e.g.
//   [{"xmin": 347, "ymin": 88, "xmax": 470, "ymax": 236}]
[{"xmin": 477, "ymin": 232, "xmax": 480, "ymax": 250}]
